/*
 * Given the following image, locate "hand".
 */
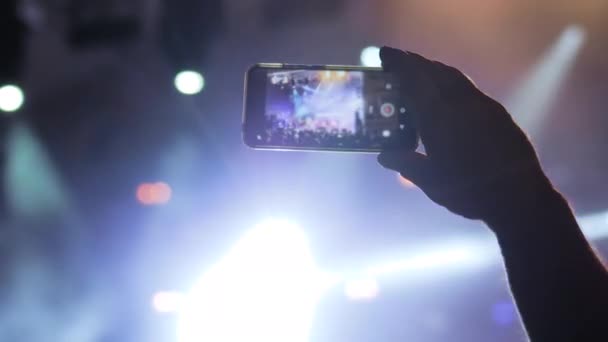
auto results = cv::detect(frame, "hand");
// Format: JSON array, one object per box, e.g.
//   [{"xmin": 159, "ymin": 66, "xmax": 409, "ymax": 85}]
[{"xmin": 377, "ymin": 47, "xmax": 556, "ymax": 223}]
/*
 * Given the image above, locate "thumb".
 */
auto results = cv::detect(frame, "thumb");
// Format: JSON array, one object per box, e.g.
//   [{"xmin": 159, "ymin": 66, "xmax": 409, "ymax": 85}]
[{"xmin": 378, "ymin": 151, "xmax": 432, "ymax": 187}]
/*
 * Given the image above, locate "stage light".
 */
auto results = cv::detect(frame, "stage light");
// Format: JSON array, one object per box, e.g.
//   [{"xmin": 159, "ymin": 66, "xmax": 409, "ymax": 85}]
[
  {"xmin": 136, "ymin": 183, "xmax": 152, "ymax": 204},
  {"xmin": 152, "ymin": 291, "xmax": 184, "ymax": 313},
  {"xmin": 152, "ymin": 182, "xmax": 172, "ymax": 204},
  {"xmin": 508, "ymin": 25, "xmax": 586, "ymax": 135},
  {"xmin": 174, "ymin": 70, "xmax": 205, "ymax": 95},
  {"xmin": 344, "ymin": 277, "xmax": 379, "ymax": 301},
  {"xmin": 0, "ymin": 84, "xmax": 24, "ymax": 112},
  {"xmin": 4, "ymin": 123, "xmax": 70, "ymax": 217},
  {"xmin": 363, "ymin": 241, "xmax": 488, "ymax": 278},
  {"xmin": 136, "ymin": 182, "xmax": 172, "ymax": 205},
  {"xmin": 360, "ymin": 46, "xmax": 381, "ymax": 67},
  {"xmin": 178, "ymin": 219, "xmax": 336, "ymax": 342}
]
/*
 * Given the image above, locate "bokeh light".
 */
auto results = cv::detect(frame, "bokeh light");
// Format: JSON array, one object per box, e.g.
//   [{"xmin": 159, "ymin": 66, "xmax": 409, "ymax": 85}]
[
  {"xmin": 0, "ymin": 84, "xmax": 25, "ymax": 112},
  {"xmin": 360, "ymin": 46, "xmax": 381, "ymax": 67},
  {"xmin": 174, "ymin": 70, "xmax": 205, "ymax": 95},
  {"xmin": 136, "ymin": 182, "xmax": 172, "ymax": 205}
]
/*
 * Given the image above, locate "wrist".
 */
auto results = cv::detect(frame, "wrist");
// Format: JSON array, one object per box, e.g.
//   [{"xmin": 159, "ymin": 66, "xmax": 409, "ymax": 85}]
[{"xmin": 481, "ymin": 172, "xmax": 572, "ymax": 237}]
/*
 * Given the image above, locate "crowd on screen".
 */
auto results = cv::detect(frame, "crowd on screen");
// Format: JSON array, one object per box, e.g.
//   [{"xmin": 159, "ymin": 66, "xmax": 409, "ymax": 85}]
[{"xmin": 262, "ymin": 114, "xmax": 377, "ymax": 147}]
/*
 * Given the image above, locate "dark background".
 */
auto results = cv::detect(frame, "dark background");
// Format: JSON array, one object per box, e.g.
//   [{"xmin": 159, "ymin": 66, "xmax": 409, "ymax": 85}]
[{"xmin": 0, "ymin": 0, "xmax": 607, "ymax": 341}]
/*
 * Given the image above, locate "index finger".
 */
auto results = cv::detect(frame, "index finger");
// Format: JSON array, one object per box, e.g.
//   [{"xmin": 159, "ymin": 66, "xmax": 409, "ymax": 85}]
[
  {"xmin": 380, "ymin": 47, "xmax": 441, "ymax": 117},
  {"xmin": 380, "ymin": 47, "xmax": 451, "ymax": 157}
]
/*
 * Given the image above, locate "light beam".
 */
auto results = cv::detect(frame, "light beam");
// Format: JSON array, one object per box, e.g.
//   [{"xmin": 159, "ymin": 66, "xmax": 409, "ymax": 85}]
[{"xmin": 507, "ymin": 25, "xmax": 586, "ymax": 135}]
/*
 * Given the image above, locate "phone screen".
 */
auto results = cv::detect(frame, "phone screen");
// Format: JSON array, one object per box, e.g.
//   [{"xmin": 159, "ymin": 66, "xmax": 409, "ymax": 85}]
[{"xmin": 244, "ymin": 66, "xmax": 415, "ymax": 151}]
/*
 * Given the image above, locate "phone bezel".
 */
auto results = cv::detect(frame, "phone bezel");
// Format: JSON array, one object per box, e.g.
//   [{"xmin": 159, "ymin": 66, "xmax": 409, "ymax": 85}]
[{"xmin": 242, "ymin": 63, "xmax": 407, "ymax": 153}]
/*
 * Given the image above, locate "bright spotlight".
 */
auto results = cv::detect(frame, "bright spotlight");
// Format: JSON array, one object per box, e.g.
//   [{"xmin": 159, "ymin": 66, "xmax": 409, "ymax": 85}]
[
  {"xmin": 178, "ymin": 219, "xmax": 336, "ymax": 342},
  {"xmin": 561, "ymin": 25, "xmax": 585, "ymax": 50},
  {"xmin": 508, "ymin": 24, "xmax": 586, "ymax": 135},
  {"xmin": 344, "ymin": 277, "xmax": 379, "ymax": 301},
  {"xmin": 152, "ymin": 291, "xmax": 184, "ymax": 313},
  {"xmin": 0, "ymin": 84, "xmax": 25, "ymax": 112},
  {"xmin": 360, "ymin": 46, "xmax": 381, "ymax": 67},
  {"xmin": 174, "ymin": 70, "xmax": 205, "ymax": 95}
]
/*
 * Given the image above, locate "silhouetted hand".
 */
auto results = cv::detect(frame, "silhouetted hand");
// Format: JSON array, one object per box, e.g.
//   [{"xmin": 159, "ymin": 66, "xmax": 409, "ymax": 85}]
[{"xmin": 378, "ymin": 47, "xmax": 556, "ymax": 225}]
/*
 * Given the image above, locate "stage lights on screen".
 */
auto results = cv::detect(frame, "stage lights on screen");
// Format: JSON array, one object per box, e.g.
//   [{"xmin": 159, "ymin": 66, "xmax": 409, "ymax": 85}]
[
  {"xmin": 174, "ymin": 70, "xmax": 205, "ymax": 95},
  {"xmin": 0, "ymin": 84, "xmax": 24, "ymax": 113},
  {"xmin": 360, "ymin": 46, "xmax": 381, "ymax": 67}
]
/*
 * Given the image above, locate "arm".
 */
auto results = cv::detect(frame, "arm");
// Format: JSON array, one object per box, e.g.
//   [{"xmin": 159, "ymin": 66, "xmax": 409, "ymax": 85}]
[
  {"xmin": 377, "ymin": 46, "xmax": 608, "ymax": 341},
  {"xmin": 489, "ymin": 187, "xmax": 608, "ymax": 341}
]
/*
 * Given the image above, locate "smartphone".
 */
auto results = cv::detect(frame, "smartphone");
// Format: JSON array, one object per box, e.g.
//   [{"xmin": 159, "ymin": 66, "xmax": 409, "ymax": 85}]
[{"xmin": 242, "ymin": 63, "xmax": 417, "ymax": 152}]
